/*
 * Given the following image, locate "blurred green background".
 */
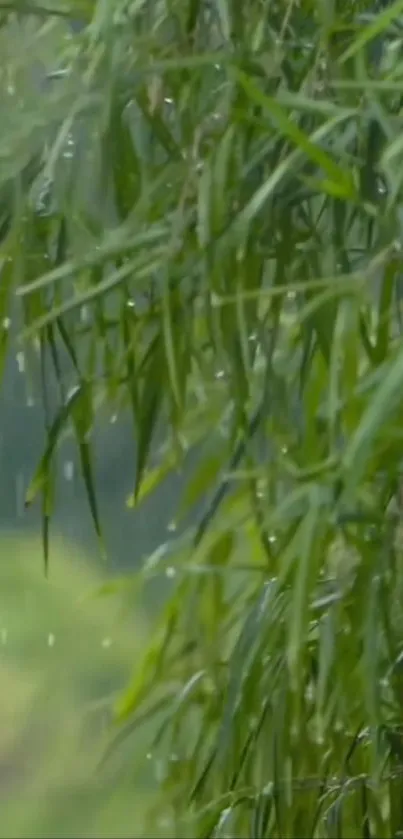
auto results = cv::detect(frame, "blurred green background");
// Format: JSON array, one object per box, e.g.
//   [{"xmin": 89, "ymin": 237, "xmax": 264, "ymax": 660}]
[{"xmin": 0, "ymin": 533, "xmax": 173, "ymax": 838}]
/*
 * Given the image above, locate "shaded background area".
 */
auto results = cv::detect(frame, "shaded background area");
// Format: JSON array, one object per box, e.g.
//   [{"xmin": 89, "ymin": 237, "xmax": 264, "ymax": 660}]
[{"xmin": 0, "ymin": 338, "xmax": 182, "ymax": 570}]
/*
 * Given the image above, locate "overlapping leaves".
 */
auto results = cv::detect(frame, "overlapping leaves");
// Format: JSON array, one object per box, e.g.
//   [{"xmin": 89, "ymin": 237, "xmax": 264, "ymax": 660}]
[{"xmin": 3, "ymin": 0, "xmax": 403, "ymax": 836}]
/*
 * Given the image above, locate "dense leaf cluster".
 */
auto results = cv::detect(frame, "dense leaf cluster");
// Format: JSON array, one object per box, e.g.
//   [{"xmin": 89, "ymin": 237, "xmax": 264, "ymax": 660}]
[{"xmin": 2, "ymin": 1, "xmax": 403, "ymax": 835}]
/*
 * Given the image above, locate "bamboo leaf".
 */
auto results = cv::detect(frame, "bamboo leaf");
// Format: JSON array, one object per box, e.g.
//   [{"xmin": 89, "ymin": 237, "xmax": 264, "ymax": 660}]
[
  {"xmin": 25, "ymin": 385, "xmax": 84, "ymax": 507},
  {"xmin": 343, "ymin": 340, "xmax": 403, "ymax": 490}
]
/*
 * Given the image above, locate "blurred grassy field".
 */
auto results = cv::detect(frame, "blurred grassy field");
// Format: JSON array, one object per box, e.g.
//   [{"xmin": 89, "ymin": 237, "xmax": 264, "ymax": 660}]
[{"xmin": 0, "ymin": 532, "xmax": 167, "ymax": 839}]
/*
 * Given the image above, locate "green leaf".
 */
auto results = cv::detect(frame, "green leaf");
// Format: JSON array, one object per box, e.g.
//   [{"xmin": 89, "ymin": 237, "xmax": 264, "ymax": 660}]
[
  {"xmin": 126, "ymin": 451, "xmax": 178, "ymax": 509},
  {"xmin": 234, "ymin": 69, "xmax": 356, "ymax": 198},
  {"xmin": 340, "ymin": 0, "xmax": 403, "ymax": 64},
  {"xmin": 175, "ymin": 448, "xmax": 225, "ymax": 524},
  {"xmin": 287, "ymin": 486, "xmax": 325, "ymax": 687},
  {"xmin": 133, "ymin": 339, "xmax": 165, "ymax": 503},
  {"xmin": 109, "ymin": 103, "xmax": 141, "ymax": 220},
  {"xmin": 343, "ymin": 340, "xmax": 403, "ymax": 491},
  {"xmin": 25, "ymin": 385, "xmax": 85, "ymax": 507}
]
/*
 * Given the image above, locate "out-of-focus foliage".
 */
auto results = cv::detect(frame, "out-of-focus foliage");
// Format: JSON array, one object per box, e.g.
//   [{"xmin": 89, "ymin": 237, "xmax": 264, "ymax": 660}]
[
  {"xmin": 3, "ymin": 0, "xmax": 403, "ymax": 837},
  {"xmin": 0, "ymin": 533, "xmax": 164, "ymax": 839}
]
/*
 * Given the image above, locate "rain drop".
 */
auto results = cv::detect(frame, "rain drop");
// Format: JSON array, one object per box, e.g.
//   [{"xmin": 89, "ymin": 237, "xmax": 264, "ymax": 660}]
[
  {"xmin": 47, "ymin": 69, "xmax": 69, "ymax": 81},
  {"xmin": 48, "ymin": 633, "xmax": 55, "ymax": 647},
  {"xmin": 215, "ymin": 369, "xmax": 226, "ymax": 380},
  {"xmin": 63, "ymin": 461, "xmax": 74, "ymax": 481},
  {"xmin": 1, "ymin": 628, "xmax": 7, "ymax": 645},
  {"xmin": 216, "ymin": 808, "xmax": 232, "ymax": 833},
  {"xmin": 66, "ymin": 385, "xmax": 80, "ymax": 402},
  {"xmin": 2, "ymin": 317, "xmax": 10, "ymax": 331},
  {"xmin": 157, "ymin": 817, "xmax": 171, "ymax": 830},
  {"xmin": 16, "ymin": 352, "xmax": 25, "ymax": 374},
  {"xmin": 63, "ymin": 134, "xmax": 75, "ymax": 160},
  {"xmin": 101, "ymin": 637, "xmax": 112, "ymax": 648},
  {"xmin": 165, "ymin": 566, "xmax": 176, "ymax": 578},
  {"xmin": 305, "ymin": 681, "xmax": 314, "ymax": 702},
  {"xmin": 167, "ymin": 521, "xmax": 177, "ymax": 533}
]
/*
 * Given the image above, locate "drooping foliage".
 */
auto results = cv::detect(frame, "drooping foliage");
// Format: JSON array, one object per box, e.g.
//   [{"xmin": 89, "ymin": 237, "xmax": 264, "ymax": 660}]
[{"xmin": 3, "ymin": 0, "xmax": 403, "ymax": 835}]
